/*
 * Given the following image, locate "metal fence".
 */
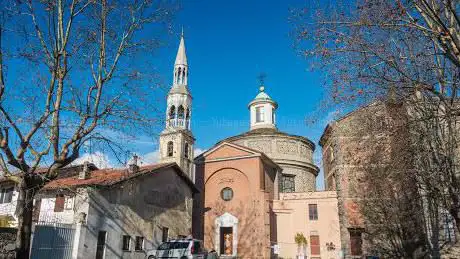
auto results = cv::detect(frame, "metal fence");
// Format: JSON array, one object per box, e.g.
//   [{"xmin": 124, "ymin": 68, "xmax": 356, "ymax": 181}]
[{"xmin": 30, "ymin": 223, "xmax": 75, "ymax": 259}]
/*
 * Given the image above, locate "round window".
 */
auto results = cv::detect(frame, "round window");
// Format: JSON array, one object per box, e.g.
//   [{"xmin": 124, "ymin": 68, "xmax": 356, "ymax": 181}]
[{"xmin": 221, "ymin": 187, "xmax": 233, "ymax": 201}]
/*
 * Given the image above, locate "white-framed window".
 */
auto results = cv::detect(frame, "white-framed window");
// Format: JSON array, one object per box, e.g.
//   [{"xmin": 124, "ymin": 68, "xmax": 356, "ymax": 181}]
[
  {"xmin": 64, "ymin": 197, "xmax": 74, "ymax": 210},
  {"xmin": 256, "ymin": 106, "xmax": 265, "ymax": 123},
  {"xmin": 0, "ymin": 187, "xmax": 14, "ymax": 204}
]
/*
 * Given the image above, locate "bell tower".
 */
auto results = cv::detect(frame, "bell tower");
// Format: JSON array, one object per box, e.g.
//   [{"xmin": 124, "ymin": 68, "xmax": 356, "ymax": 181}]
[{"xmin": 159, "ymin": 31, "xmax": 195, "ymax": 180}]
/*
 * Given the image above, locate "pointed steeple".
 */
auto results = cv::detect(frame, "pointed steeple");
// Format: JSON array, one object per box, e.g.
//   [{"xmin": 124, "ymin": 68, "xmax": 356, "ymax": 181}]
[
  {"xmin": 159, "ymin": 29, "xmax": 195, "ymax": 180},
  {"xmin": 175, "ymin": 29, "xmax": 187, "ymax": 66}
]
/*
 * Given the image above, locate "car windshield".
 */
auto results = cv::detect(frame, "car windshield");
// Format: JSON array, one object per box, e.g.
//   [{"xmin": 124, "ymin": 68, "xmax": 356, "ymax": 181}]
[{"xmin": 157, "ymin": 241, "xmax": 189, "ymax": 250}]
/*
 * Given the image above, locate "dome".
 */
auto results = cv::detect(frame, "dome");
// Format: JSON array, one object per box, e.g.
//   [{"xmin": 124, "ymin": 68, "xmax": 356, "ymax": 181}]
[{"xmin": 219, "ymin": 128, "xmax": 319, "ymax": 192}]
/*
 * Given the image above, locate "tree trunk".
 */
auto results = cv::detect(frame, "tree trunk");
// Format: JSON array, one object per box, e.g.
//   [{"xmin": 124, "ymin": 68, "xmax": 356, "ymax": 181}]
[{"xmin": 15, "ymin": 177, "xmax": 35, "ymax": 259}]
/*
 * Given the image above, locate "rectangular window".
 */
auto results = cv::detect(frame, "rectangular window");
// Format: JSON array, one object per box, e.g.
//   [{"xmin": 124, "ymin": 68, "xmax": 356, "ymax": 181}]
[
  {"xmin": 122, "ymin": 235, "xmax": 131, "ymax": 251},
  {"xmin": 280, "ymin": 174, "xmax": 295, "ymax": 193},
  {"xmin": 350, "ymin": 229, "xmax": 363, "ymax": 256},
  {"xmin": 54, "ymin": 194, "xmax": 65, "ymax": 212},
  {"xmin": 0, "ymin": 187, "xmax": 13, "ymax": 204},
  {"xmin": 3, "ymin": 187, "xmax": 13, "ymax": 204},
  {"xmin": 309, "ymin": 204, "xmax": 318, "ymax": 220},
  {"xmin": 135, "ymin": 236, "xmax": 144, "ymax": 251},
  {"xmin": 256, "ymin": 107, "xmax": 265, "ymax": 122},
  {"xmin": 162, "ymin": 227, "xmax": 169, "ymax": 242},
  {"xmin": 64, "ymin": 197, "xmax": 73, "ymax": 210},
  {"xmin": 310, "ymin": 235, "xmax": 320, "ymax": 255},
  {"xmin": 96, "ymin": 231, "xmax": 107, "ymax": 259}
]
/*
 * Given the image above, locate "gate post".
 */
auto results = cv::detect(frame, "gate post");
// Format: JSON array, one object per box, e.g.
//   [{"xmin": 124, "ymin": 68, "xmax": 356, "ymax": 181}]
[{"xmin": 72, "ymin": 212, "xmax": 86, "ymax": 259}]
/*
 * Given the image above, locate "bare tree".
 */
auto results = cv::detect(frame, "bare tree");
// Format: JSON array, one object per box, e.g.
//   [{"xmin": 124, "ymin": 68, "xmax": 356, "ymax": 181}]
[
  {"xmin": 0, "ymin": 0, "xmax": 177, "ymax": 257},
  {"xmin": 291, "ymin": 0, "xmax": 460, "ymax": 257}
]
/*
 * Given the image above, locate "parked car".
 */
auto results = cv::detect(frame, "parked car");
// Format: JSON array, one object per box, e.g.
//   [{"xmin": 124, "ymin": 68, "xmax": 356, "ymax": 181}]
[{"xmin": 146, "ymin": 239, "xmax": 207, "ymax": 259}]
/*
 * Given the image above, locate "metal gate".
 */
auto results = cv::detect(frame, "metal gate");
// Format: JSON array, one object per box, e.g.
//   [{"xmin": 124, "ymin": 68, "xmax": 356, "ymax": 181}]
[{"xmin": 30, "ymin": 224, "xmax": 75, "ymax": 259}]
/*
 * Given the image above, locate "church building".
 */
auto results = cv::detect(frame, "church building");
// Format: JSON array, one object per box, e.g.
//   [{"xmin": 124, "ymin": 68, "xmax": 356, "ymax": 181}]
[
  {"xmin": 154, "ymin": 32, "xmax": 341, "ymax": 259},
  {"xmin": 191, "ymin": 81, "xmax": 342, "ymax": 258}
]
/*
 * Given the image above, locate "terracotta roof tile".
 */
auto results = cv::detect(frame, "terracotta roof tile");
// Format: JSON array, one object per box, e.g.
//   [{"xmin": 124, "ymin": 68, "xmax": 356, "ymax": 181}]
[{"xmin": 43, "ymin": 163, "xmax": 175, "ymax": 190}]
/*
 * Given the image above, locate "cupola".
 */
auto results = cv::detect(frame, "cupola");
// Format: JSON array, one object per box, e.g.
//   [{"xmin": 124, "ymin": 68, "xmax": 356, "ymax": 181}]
[{"xmin": 248, "ymin": 85, "xmax": 278, "ymax": 130}]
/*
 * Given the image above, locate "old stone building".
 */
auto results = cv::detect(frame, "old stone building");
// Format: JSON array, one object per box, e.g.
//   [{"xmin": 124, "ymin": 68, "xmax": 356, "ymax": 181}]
[
  {"xmin": 34, "ymin": 162, "xmax": 197, "ymax": 259},
  {"xmin": 319, "ymin": 101, "xmax": 426, "ymax": 258}
]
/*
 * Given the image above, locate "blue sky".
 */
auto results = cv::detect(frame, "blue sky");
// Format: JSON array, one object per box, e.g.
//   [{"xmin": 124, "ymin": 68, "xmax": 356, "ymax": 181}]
[
  {"xmin": 5, "ymin": 0, "xmax": 334, "ymax": 189},
  {"xmin": 82, "ymin": 0, "xmax": 333, "ymax": 189},
  {"xmin": 141, "ymin": 0, "xmax": 331, "ymax": 189}
]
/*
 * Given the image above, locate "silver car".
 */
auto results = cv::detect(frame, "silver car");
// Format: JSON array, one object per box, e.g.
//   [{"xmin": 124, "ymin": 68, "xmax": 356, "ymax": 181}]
[{"xmin": 147, "ymin": 239, "xmax": 207, "ymax": 259}]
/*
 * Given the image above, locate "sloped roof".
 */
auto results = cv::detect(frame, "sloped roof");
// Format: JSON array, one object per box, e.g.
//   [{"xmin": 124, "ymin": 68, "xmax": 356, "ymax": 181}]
[
  {"xmin": 42, "ymin": 162, "xmax": 198, "ymax": 193},
  {"xmin": 0, "ymin": 163, "xmax": 99, "ymax": 184},
  {"xmin": 195, "ymin": 141, "xmax": 281, "ymax": 171}
]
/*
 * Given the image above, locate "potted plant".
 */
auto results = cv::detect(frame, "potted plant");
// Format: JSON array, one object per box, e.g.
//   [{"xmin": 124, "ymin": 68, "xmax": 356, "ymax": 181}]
[{"xmin": 294, "ymin": 233, "xmax": 308, "ymax": 259}]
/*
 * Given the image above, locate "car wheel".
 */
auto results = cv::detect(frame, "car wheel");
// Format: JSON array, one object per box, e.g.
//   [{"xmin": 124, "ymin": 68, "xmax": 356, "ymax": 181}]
[{"xmin": 148, "ymin": 256, "xmax": 156, "ymax": 259}]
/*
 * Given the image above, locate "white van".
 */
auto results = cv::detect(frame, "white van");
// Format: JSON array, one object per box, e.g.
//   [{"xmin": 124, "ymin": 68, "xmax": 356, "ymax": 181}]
[{"xmin": 146, "ymin": 239, "xmax": 207, "ymax": 259}]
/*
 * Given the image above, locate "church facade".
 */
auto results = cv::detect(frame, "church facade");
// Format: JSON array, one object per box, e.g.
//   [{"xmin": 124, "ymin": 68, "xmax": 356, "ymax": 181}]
[{"xmin": 191, "ymin": 83, "xmax": 341, "ymax": 258}]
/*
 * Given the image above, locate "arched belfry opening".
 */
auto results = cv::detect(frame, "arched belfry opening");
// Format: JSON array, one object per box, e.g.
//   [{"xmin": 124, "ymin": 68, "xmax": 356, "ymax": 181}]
[
  {"xmin": 185, "ymin": 108, "xmax": 190, "ymax": 129},
  {"xmin": 168, "ymin": 105, "xmax": 176, "ymax": 127},
  {"xmin": 178, "ymin": 105, "xmax": 185, "ymax": 127}
]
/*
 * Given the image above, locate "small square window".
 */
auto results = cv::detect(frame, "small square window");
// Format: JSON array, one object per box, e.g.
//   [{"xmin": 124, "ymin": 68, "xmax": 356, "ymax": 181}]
[
  {"xmin": 122, "ymin": 235, "xmax": 131, "ymax": 251},
  {"xmin": 135, "ymin": 236, "xmax": 144, "ymax": 251}
]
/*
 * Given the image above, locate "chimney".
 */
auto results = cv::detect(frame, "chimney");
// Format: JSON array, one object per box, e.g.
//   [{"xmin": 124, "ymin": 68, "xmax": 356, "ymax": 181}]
[
  {"xmin": 128, "ymin": 154, "xmax": 139, "ymax": 173},
  {"xmin": 78, "ymin": 161, "xmax": 91, "ymax": 180}
]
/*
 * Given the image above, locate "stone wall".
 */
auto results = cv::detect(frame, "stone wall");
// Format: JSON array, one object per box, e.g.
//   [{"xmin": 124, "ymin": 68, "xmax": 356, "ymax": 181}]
[
  {"xmin": 76, "ymin": 168, "xmax": 193, "ymax": 259},
  {"xmin": 320, "ymin": 102, "xmax": 417, "ymax": 258},
  {"xmin": 0, "ymin": 228, "xmax": 16, "ymax": 259}
]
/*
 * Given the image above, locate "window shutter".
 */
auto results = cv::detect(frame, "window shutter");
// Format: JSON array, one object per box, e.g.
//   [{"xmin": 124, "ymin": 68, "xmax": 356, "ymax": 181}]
[
  {"xmin": 54, "ymin": 195, "xmax": 65, "ymax": 212},
  {"xmin": 310, "ymin": 235, "xmax": 320, "ymax": 255}
]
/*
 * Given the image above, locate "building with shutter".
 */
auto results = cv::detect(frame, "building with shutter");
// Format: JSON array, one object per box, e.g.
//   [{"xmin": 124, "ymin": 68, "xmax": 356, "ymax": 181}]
[{"xmin": 34, "ymin": 162, "xmax": 197, "ymax": 259}]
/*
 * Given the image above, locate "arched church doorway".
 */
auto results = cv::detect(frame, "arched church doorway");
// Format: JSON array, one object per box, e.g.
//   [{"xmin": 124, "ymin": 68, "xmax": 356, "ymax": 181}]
[{"xmin": 215, "ymin": 212, "xmax": 238, "ymax": 257}]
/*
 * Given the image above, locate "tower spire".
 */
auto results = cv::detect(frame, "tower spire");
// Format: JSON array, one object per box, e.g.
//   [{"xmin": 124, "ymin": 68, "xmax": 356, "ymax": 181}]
[
  {"xmin": 175, "ymin": 30, "xmax": 187, "ymax": 66},
  {"xmin": 160, "ymin": 31, "xmax": 195, "ymax": 180}
]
